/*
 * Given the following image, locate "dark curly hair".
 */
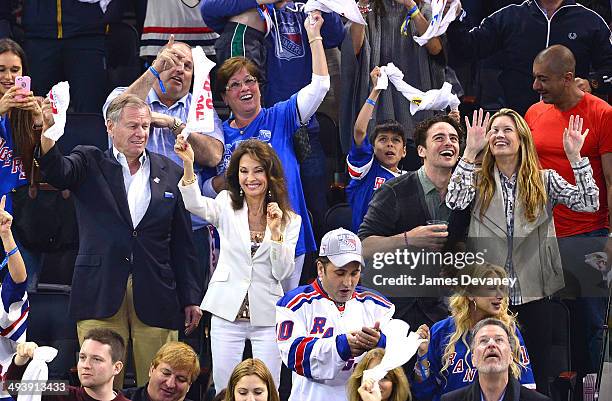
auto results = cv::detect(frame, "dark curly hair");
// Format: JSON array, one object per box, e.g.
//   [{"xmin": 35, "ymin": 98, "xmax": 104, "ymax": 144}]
[
  {"xmin": 413, "ymin": 114, "xmax": 464, "ymax": 149},
  {"xmin": 225, "ymin": 139, "xmax": 293, "ymax": 226}
]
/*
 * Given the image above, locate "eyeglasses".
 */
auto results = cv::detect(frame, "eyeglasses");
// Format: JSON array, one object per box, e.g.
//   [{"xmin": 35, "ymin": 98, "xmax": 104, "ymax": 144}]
[{"xmin": 225, "ymin": 75, "xmax": 258, "ymax": 92}]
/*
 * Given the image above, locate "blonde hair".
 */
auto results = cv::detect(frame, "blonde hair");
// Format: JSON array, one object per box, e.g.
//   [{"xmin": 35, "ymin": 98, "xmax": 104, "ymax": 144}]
[
  {"xmin": 476, "ymin": 108, "xmax": 547, "ymax": 223},
  {"xmin": 441, "ymin": 263, "xmax": 523, "ymax": 379},
  {"xmin": 347, "ymin": 349, "xmax": 411, "ymax": 401},
  {"xmin": 151, "ymin": 341, "xmax": 200, "ymax": 384}
]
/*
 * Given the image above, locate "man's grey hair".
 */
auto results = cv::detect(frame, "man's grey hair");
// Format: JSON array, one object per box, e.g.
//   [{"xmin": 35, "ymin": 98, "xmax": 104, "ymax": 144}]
[
  {"xmin": 470, "ymin": 317, "xmax": 517, "ymax": 354},
  {"xmin": 106, "ymin": 93, "xmax": 151, "ymax": 124}
]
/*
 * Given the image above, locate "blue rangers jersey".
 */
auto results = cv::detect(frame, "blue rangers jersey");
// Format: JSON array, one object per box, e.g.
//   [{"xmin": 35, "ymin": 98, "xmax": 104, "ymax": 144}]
[
  {"xmin": 276, "ymin": 280, "xmax": 394, "ymax": 401},
  {"xmin": 346, "ymin": 137, "xmax": 405, "ymax": 232},
  {"xmin": 411, "ymin": 316, "xmax": 535, "ymax": 401}
]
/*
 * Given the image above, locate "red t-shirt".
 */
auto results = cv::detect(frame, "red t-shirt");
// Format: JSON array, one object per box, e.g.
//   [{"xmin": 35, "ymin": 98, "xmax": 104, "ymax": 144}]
[{"xmin": 525, "ymin": 93, "xmax": 612, "ymax": 237}]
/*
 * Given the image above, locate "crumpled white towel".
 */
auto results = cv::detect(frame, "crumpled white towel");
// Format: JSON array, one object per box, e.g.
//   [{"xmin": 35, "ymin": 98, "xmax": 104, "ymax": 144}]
[
  {"xmin": 413, "ymin": 0, "xmax": 459, "ymax": 46},
  {"xmin": 304, "ymin": 0, "xmax": 367, "ymax": 25},
  {"xmin": 376, "ymin": 63, "xmax": 460, "ymax": 114},
  {"xmin": 77, "ymin": 0, "xmax": 112, "ymax": 13},
  {"xmin": 182, "ymin": 47, "xmax": 217, "ymax": 139},
  {"xmin": 18, "ymin": 346, "xmax": 59, "ymax": 401},
  {"xmin": 362, "ymin": 319, "xmax": 426, "ymax": 386},
  {"xmin": 43, "ymin": 82, "xmax": 70, "ymax": 141}
]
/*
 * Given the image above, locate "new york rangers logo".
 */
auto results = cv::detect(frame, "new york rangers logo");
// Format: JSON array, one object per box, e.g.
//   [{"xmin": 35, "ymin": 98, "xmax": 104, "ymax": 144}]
[
  {"xmin": 374, "ymin": 177, "xmax": 386, "ymax": 190},
  {"xmin": 275, "ymin": 17, "xmax": 305, "ymax": 60},
  {"xmin": 338, "ymin": 234, "xmax": 357, "ymax": 252}
]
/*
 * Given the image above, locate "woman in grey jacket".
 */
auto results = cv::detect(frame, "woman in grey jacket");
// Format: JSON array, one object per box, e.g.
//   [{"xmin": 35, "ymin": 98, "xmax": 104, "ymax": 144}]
[{"xmin": 445, "ymin": 108, "xmax": 598, "ymax": 394}]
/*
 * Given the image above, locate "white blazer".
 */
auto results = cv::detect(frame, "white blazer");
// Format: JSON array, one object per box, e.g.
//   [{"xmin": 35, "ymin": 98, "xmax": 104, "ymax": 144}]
[{"xmin": 179, "ymin": 182, "xmax": 301, "ymax": 326}]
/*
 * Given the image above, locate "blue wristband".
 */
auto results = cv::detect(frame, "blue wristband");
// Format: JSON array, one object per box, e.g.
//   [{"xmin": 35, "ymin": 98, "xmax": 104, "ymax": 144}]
[
  {"xmin": 148, "ymin": 66, "xmax": 167, "ymax": 94},
  {"xmin": 0, "ymin": 246, "xmax": 19, "ymax": 270},
  {"xmin": 407, "ymin": 4, "xmax": 419, "ymax": 15},
  {"xmin": 366, "ymin": 98, "xmax": 376, "ymax": 106}
]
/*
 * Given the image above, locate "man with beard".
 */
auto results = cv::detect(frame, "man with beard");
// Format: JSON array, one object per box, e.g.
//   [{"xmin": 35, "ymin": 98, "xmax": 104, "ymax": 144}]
[
  {"xmin": 441, "ymin": 318, "xmax": 550, "ymax": 401},
  {"xmin": 358, "ymin": 114, "xmax": 471, "ymax": 330}
]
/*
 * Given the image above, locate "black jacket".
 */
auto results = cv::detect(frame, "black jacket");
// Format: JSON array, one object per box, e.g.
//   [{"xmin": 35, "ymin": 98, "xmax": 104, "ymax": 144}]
[
  {"xmin": 441, "ymin": 375, "xmax": 551, "ymax": 401},
  {"xmin": 38, "ymin": 145, "xmax": 201, "ymax": 329},
  {"xmin": 447, "ymin": 0, "xmax": 612, "ymax": 115}
]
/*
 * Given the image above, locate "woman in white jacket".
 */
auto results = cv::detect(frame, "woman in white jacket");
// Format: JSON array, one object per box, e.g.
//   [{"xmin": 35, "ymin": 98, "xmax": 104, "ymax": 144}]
[{"xmin": 175, "ymin": 137, "xmax": 301, "ymax": 392}]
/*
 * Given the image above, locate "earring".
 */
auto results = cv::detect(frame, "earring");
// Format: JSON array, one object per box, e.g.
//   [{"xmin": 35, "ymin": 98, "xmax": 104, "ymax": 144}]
[
  {"xmin": 239, "ymin": 188, "xmax": 244, "ymax": 197},
  {"xmin": 268, "ymin": 190, "xmax": 272, "ymax": 199},
  {"xmin": 471, "ymin": 299, "xmax": 477, "ymax": 311}
]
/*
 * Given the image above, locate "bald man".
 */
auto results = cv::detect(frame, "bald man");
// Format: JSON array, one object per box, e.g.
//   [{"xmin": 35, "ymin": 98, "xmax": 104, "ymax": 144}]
[{"xmin": 525, "ymin": 44, "xmax": 612, "ymax": 384}]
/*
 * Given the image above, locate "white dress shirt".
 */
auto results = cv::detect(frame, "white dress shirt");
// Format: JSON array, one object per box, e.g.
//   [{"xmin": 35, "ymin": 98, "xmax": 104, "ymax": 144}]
[{"xmin": 113, "ymin": 147, "xmax": 151, "ymax": 228}]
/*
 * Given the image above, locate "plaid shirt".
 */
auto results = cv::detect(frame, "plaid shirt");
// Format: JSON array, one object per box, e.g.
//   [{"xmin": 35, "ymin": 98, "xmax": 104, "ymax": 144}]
[{"xmin": 446, "ymin": 157, "xmax": 599, "ymax": 304}]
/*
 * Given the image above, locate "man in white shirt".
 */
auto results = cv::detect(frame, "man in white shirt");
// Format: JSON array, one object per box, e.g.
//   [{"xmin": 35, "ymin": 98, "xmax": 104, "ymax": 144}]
[{"xmin": 36, "ymin": 94, "xmax": 202, "ymax": 387}]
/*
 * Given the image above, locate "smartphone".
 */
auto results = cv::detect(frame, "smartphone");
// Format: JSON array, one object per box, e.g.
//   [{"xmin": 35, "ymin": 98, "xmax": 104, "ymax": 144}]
[{"xmin": 14, "ymin": 76, "xmax": 31, "ymax": 99}]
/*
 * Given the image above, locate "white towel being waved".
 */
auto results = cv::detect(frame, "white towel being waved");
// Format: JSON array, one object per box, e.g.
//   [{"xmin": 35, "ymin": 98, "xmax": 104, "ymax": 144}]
[
  {"xmin": 17, "ymin": 346, "xmax": 59, "ymax": 401},
  {"xmin": 375, "ymin": 63, "xmax": 460, "ymax": 115},
  {"xmin": 43, "ymin": 82, "xmax": 70, "ymax": 141},
  {"xmin": 303, "ymin": 0, "xmax": 367, "ymax": 25},
  {"xmin": 182, "ymin": 46, "xmax": 216, "ymax": 140},
  {"xmin": 362, "ymin": 320, "xmax": 425, "ymax": 390},
  {"xmin": 413, "ymin": 0, "xmax": 459, "ymax": 46},
  {"xmin": 77, "ymin": 0, "xmax": 112, "ymax": 13}
]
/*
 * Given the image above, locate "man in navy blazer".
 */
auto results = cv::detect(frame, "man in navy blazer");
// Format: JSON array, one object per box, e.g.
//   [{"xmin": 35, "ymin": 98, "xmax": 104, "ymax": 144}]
[{"xmin": 36, "ymin": 93, "xmax": 202, "ymax": 387}]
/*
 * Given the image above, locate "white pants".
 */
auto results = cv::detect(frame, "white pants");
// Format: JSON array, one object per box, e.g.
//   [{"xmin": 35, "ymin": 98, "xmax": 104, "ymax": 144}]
[
  {"xmin": 281, "ymin": 254, "xmax": 306, "ymax": 293},
  {"xmin": 211, "ymin": 315, "xmax": 281, "ymax": 394}
]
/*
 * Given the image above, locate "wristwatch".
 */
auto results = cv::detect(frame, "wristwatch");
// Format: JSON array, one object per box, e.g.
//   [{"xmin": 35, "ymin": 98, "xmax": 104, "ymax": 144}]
[{"xmin": 170, "ymin": 117, "xmax": 183, "ymax": 134}]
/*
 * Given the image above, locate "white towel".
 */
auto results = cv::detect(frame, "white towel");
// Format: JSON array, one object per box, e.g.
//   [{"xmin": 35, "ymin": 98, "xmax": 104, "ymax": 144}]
[
  {"xmin": 303, "ymin": 0, "xmax": 367, "ymax": 25},
  {"xmin": 376, "ymin": 63, "xmax": 460, "ymax": 115},
  {"xmin": 43, "ymin": 82, "xmax": 70, "ymax": 141},
  {"xmin": 362, "ymin": 319, "xmax": 425, "ymax": 385},
  {"xmin": 182, "ymin": 47, "xmax": 216, "ymax": 139},
  {"xmin": 17, "ymin": 346, "xmax": 59, "ymax": 401},
  {"xmin": 77, "ymin": 0, "xmax": 111, "ymax": 13},
  {"xmin": 414, "ymin": 0, "xmax": 459, "ymax": 46}
]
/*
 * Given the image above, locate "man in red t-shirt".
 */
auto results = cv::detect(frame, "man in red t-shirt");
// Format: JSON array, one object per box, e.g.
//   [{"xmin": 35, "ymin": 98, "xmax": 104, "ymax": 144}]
[{"xmin": 526, "ymin": 44, "xmax": 612, "ymax": 377}]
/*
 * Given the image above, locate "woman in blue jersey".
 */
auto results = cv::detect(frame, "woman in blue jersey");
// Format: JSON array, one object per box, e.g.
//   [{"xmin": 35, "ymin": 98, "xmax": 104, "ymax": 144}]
[
  {"xmin": 211, "ymin": 11, "xmax": 329, "ymax": 293},
  {"xmin": 0, "ymin": 38, "xmax": 41, "ymax": 212},
  {"xmin": 411, "ymin": 262, "xmax": 535, "ymax": 401}
]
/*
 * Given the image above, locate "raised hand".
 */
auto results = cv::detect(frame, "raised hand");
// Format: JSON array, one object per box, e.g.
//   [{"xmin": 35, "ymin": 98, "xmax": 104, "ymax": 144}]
[
  {"xmin": 563, "ymin": 115, "xmax": 589, "ymax": 163},
  {"xmin": 404, "ymin": 225, "xmax": 448, "ymax": 250},
  {"xmin": 370, "ymin": 67, "xmax": 381, "ymax": 88},
  {"xmin": 41, "ymin": 97, "xmax": 55, "ymax": 129},
  {"xmin": 416, "ymin": 324, "xmax": 430, "ymax": 356},
  {"xmin": 151, "ymin": 35, "xmax": 190, "ymax": 74},
  {"xmin": 0, "ymin": 195, "xmax": 13, "ymax": 240},
  {"xmin": 266, "ymin": 202, "xmax": 283, "ymax": 241},
  {"xmin": 304, "ymin": 11, "xmax": 324, "ymax": 39},
  {"xmin": 174, "ymin": 134, "xmax": 194, "ymax": 164},
  {"xmin": 463, "ymin": 108, "xmax": 490, "ymax": 162}
]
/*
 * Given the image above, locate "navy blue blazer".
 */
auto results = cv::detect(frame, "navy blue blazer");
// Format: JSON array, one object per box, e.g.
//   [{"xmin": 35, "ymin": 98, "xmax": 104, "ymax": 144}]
[{"xmin": 37, "ymin": 144, "xmax": 201, "ymax": 329}]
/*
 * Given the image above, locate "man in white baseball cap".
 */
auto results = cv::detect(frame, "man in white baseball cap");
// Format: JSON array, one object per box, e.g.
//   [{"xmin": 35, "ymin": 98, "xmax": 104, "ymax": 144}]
[{"xmin": 276, "ymin": 227, "xmax": 395, "ymax": 401}]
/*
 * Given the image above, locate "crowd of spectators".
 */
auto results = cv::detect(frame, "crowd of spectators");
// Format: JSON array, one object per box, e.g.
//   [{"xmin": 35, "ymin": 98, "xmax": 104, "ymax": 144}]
[{"xmin": 0, "ymin": 1, "xmax": 611, "ymax": 401}]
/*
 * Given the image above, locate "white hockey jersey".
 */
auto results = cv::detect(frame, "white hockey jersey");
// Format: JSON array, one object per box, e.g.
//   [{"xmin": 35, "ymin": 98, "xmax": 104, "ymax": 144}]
[
  {"xmin": 0, "ymin": 273, "xmax": 29, "ymax": 400},
  {"xmin": 276, "ymin": 280, "xmax": 395, "ymax": 401}
]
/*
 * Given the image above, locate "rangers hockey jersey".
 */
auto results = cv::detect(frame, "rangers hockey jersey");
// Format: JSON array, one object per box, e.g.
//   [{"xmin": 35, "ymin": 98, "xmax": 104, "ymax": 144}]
[
  {"xmin": 0, "ymin": 272, "xmax": 29, "ymax": 400},
  {"xmin": 346, "ymin": 137, "xmax": 405, "ymax": 232},
  {"xmin": 276, "ymin": 280, "xmax": 395, "ymax": 401},
  {"xmin": 411, "ymin": 316, "xmax": 535, "ymax": 401}
]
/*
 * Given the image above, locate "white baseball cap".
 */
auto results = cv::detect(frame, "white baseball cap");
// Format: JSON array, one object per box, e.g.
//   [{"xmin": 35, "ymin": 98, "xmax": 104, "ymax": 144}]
[{"xmin": 319, "ymin": 228, "xmax": 365, "ymax": 268}]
